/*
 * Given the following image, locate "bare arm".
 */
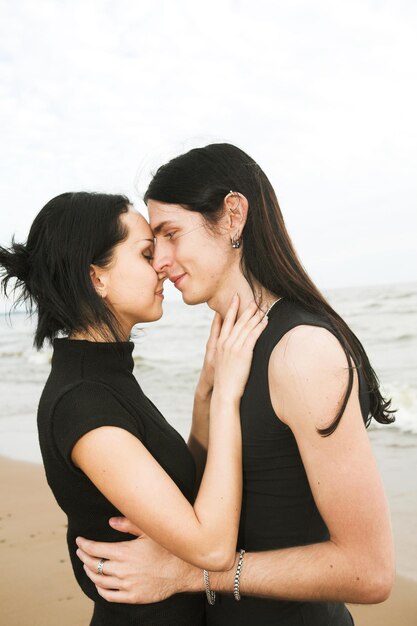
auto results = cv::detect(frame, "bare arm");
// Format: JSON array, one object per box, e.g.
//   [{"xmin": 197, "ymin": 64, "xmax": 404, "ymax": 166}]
[
  {"xmin": 188, "ymin": 385, "xmax": 211, "ymax": 489},
  {"xmin": 187, "ymin": 313, "xmax": 221, "ymax": 487},
  {"xmin": 212, "ymin": 327, "xmax": 394, "ymax": 603},
  {"xmin": 73, "ymin": 299, "xmax": 267, "ymax": 572}
]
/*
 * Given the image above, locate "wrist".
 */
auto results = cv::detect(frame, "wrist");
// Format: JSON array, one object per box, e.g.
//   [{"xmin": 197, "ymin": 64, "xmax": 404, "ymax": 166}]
[
  {"xmin": 177, "ymin": 559, "xmax": 205, "ymax": 593},
  {"xmin": 209, "ymin": 551, "xmax": 239, "ymax": 592},
  {"xmin": 211, "ymin": 387, "xmax": 241, "ymax": 410},
  {"xmin": 195, "ymin": 378, "xmax": 213, "ymax": 401}
]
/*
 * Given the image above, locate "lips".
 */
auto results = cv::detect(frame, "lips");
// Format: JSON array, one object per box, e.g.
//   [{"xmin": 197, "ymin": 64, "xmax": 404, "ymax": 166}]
[{"xmin": 170, "ymin": 273, "xmax": 186, "ymax": 288}]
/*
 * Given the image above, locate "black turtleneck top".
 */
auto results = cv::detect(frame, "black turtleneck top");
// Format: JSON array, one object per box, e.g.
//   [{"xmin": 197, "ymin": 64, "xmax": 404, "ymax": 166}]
[{"xmin": 37, "ymin": 338, "xmax": 205, "ymax": 626}]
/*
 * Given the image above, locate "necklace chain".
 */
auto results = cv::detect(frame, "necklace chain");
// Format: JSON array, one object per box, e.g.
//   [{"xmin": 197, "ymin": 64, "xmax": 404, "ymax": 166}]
[{"xmin": 265, "ymin": 298, "xmax": 281, "ymax": 317}]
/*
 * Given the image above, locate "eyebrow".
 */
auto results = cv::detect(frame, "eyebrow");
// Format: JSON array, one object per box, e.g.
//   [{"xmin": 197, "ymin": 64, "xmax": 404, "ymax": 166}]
[{"xmin": 152, "ymin": 220, "xmax": 176, "ymax": 236}]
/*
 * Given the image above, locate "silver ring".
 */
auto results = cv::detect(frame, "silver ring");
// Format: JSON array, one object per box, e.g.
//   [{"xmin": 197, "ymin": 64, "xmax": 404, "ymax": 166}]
[{"xmin": 97, "ymin": 558, "xmax": 106, "ymax": 575}]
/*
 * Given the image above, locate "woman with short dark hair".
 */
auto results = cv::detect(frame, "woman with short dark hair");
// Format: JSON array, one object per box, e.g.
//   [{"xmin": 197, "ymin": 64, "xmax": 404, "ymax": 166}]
[{"xmin": 0, "ymin": 190, "xmax": 267, "ymax": 625}]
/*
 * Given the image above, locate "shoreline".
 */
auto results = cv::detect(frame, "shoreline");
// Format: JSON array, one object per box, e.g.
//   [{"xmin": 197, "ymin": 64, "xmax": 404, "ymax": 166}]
[{"xmin": 1, "ymin": 445, "xmax": 417, "ymax": 625}]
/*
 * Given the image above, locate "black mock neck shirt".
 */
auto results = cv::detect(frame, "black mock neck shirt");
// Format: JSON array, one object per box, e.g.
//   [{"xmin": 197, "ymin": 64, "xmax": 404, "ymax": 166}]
[{"xmin": 37, "ymin": 338, "xmax": 204, "ymax": 625}]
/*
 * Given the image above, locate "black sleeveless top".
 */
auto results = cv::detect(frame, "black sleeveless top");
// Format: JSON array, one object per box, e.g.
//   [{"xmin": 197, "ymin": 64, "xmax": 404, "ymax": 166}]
[
  {"xmin": 206, "ymin": 298, "xmax": 368, "ymax": 626},
  {"xmin": 37, "ymin": 339, "xmax": 205, "ymax": 626}
]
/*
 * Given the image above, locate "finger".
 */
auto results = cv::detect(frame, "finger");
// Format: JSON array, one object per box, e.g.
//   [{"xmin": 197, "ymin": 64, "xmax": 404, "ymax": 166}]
[
  {"xmin": 225, "ymin": 301, "xmax": 262, "ymax": 345},
  {"xmin": 218, "ymin": 294, "xmax": 240, "ymax": 341},
  {"xmin": 207, "ymin": 312, "xmax": 222, "ymax": 346},
  {"xmin": 76, "ymin": 548, "xmax": 116, "ymax": 577},
  {"xmin": 76, "ymin": 548, "xmax": 103, "ymax": 572},
  {"xmin": 230, "ymin": 308, "xmax": 268, "ymax": 351},
  {"xmin": 229, "ymin": 300, "xmax": 259, "ymax": 334},
  {"xmin": 241, "ymin": 313, "xmax": 269, "ymax": 350},
  {"xmin": 83, "ymin": 564, "xmax": 124, "ymax": 590},
  {"xmin": 76, "ymin": 536, "xmax": 122, "ymax": 560},
  {"xmin": 109, "ymin": 517, "xmax": 145, "ymax": 537},
  {"xmin": 96, "ymin": 585, "xmax": 132, "ymax": 603}
]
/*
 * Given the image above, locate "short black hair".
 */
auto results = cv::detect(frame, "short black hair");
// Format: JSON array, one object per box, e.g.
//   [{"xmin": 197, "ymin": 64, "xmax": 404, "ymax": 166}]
[{"xmin": 0, "ymin": 191, "xmax": 130, "ymax": 348}]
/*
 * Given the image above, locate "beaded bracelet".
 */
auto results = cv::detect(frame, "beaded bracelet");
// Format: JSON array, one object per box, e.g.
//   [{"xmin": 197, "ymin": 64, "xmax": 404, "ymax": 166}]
[
  {"xmin": 233, "ymin": 548, "xmax": 245, "ymax": 601},
  {"xmin": 203, "ymin": 569, "xmax": 216, "ymax": 605}
]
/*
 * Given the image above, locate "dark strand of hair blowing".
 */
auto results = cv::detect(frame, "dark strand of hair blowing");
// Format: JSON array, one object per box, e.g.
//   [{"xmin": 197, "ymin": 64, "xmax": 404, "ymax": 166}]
[
  {"xmin": 0, "ymin": 191, "xmax": 130, "ymax": 348},
  {"xmin": 144, "ymin": 142, "xmax": 395, "ymax": 436}
]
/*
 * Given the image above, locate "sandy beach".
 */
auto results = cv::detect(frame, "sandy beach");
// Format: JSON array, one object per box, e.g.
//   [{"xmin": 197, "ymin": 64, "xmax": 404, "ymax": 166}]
[
  {"xmin": 0, "ymin": 456, "xmax": 91, "ymax": 626},
  {"xmin": 1, "ymin": 427, "xmax": 417, "ymax": 625}
]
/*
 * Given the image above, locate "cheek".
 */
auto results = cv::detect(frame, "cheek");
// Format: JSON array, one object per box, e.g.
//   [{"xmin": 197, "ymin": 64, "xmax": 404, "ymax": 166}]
[
  {"xmin": 143, "ymin": 266, "xmax": 158, "ymax": 291},
  {"xmin": 182, "ymin": 232, "xmax": 224, "ymax": 267},
  {"xmin": 186, "ymin": 252, "xmax": 229, "ymax": 296},
  {"xmin": 112, "ymin": 260, "xmax": 156, "ymax": 295},
  {"xmin": 132, "ymin": 263, "xmax": 157, "ymax": 289}
]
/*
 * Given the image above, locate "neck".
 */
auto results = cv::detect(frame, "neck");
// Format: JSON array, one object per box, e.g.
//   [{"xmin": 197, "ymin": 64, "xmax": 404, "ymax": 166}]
[
  {"xmin": 206, "ymin": 268, "xmax": 278, "ymax": 320},
  {"xmin": 69, "ymin": 324, "xmax": 131, "ymax": 343}
]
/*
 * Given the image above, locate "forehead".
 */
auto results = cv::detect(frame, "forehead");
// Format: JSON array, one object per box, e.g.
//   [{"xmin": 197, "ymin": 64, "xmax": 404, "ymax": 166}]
[
  {"xmin": 123, "ymin": 208, "xmax": 153, "ymax": 239},
  {"xmin": 147, "ymin": 200, "xmax": 197, "ymax": 231}
]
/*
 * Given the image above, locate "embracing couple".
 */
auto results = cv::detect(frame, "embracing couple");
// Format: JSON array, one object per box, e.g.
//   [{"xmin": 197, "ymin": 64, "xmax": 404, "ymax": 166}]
[{"xmin": 0, "ymin": 143, "xmax": 395, "ymax": 625}]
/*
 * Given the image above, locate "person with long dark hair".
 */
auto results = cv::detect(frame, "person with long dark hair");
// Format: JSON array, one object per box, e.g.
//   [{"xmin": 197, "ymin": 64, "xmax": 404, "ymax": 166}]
[
  {"xmin": 77, "ymin": 144, "xmax": 395, "ymax": 625},
  {"xmin": 0, "ymin": 191, "xmax": 267, "ymax": 625}
]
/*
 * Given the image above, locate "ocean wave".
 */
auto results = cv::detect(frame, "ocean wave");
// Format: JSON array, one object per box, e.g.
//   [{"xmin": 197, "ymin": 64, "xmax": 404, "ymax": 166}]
[
  {"xmin": 394, "ymin": 291, "xmax": 417, "ymax": 300},
  {"xmin": 0, "ymin": 348, "xmax": 51, "ymax": 363},
  {"xmin": 26, "ymin": 350, "xmax": 52, "ymax": 365},
  {"xmin": 373, "ymin": 383, "xmax": 417, "ymax": 435},
  {"xmin": 394, "ymin": 333, "xmax": 416, "ymax": 342},
  {"xmin": 0, "ymin": 349, "xmax": 25, "ymax": 358}
]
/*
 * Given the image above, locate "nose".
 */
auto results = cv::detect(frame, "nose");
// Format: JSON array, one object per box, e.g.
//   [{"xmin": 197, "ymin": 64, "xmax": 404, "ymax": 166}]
[
  {"xmin": 157, "ymin": 269, "xmax": 167, "ymax": 282},
  {"xmin": 152, "ymin": 242, "xmax": 173, "ymax": 274}
]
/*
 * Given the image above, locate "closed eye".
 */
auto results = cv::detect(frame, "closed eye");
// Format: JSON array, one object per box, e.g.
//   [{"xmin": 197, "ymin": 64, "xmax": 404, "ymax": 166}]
[{"xmin": 142, "ymin": 248, "xmax": 154, "ymax": 262}]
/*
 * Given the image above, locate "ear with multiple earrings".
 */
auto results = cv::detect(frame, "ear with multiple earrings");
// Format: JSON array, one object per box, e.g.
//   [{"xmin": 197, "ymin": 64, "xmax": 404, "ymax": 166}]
[{"xmin": 228, "ymin": 190, "xmax": 242, "ymax": 249}]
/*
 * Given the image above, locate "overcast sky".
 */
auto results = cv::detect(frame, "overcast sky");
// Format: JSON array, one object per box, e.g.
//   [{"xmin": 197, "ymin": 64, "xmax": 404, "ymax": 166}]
[{"xmin": 1, "ymin": 0, "xmax": 416, "ymax": 302}]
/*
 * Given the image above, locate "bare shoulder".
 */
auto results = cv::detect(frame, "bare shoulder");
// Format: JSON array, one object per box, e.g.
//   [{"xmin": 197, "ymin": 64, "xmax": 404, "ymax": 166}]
[
  {"xmin": 270, "ymin": 324, "xmax": 348, "ymax": 372},
  {"xmin": 268, "ymin": 324, "xmax": 357, "ymax": 430}
]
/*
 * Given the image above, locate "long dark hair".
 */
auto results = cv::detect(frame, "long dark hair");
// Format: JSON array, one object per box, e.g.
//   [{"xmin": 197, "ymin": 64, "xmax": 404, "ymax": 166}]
[
  {"xmin": 0, "ymin": 191, "xmax": 130, "ymax": 348},
  {"xmin": 145, "ymin": 142, "xmax": 395, "ymax": 435}
]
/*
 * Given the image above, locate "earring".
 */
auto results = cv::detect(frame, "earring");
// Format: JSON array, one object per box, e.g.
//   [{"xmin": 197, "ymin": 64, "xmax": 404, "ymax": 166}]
[
  {"xmin": 231, "ymin": 234, "xmax": 241, "ymax": 249},
  {"xmin": 228, "ymin": 190, "xmax": 240, "ymax": 214}
]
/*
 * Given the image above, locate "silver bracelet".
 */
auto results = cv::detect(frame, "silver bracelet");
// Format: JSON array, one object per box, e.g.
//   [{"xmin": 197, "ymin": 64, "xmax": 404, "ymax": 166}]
[
  {"xmin": 233, "ymin": 549, "xmax": 245, "ymax": 601},
  {"xmin": 203, "ymin": 569, "xmax": 216, "ymax": 605}
]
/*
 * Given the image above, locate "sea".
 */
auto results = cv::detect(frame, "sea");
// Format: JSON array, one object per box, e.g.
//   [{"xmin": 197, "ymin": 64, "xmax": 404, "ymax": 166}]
[{"xmin": 0, "ymin": 281, "xmax": 416, "ymax": 464}]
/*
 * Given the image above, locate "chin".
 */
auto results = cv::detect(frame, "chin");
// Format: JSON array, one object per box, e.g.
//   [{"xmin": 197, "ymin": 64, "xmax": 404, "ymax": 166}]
[
  {"xmin": 135, "ymin": 304, "xmax": 164, "ymax": 324},
  {"xmin": 182, "ymin": 291, "xmax": 208, "ymax": 306}
]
